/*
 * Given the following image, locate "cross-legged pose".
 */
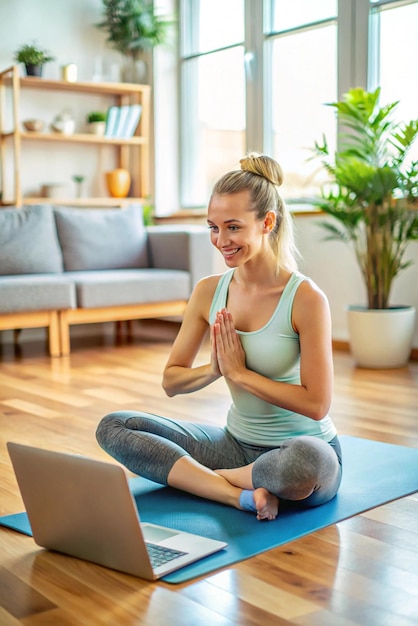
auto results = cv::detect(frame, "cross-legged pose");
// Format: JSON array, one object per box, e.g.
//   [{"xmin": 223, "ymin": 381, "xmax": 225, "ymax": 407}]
[{"xmin": 96, "ymin": 152, "xmax": 342, "ymax": 521}]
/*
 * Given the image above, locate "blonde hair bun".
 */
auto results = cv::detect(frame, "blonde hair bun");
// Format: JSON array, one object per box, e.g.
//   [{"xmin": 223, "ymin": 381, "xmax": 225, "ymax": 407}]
[{"xmin": 239, "ymin": 152, "xmax": 283, "ymax": 187}]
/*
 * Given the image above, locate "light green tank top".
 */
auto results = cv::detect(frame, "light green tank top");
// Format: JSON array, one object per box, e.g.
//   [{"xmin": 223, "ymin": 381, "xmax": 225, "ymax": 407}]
[{"xmin": 209, "ymin": 270, "xmax": 337, "ymax": 446}]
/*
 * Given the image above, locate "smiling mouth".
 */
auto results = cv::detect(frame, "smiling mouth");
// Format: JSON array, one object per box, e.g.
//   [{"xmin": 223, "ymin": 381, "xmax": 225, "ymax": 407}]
[{"xmin": 222, "ymin": 248, "xmax": 241, "ymax": 258}]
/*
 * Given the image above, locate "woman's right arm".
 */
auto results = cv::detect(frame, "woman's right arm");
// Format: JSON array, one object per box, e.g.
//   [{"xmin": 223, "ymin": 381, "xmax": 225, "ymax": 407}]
[{"xmin": 162, "ymin": 275, "xmax": 222, "ymax": 397}]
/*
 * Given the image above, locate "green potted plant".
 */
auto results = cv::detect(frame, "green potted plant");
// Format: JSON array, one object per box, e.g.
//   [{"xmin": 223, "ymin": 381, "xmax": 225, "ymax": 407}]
[
  {"xmin": 14, "ymin": 43, "xmax": 55, "ymax": 77},
  {"xmin": 86, "ymin": 111, "xmax": 107, "ymax": 135},
  {"xmin": 72, "ymin": 175, "xmax": 86, "ymax": 199},
  {"xmin": 96, "ymin": 0, "xmax": 173, "ymax": 82},
  {"xmin": 312, "ymin": 87, "xmax": 418, "ymax": 368}
]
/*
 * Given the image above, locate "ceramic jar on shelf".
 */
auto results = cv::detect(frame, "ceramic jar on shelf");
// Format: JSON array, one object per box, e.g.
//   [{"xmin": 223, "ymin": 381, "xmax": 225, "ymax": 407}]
[
  {"xmin": 51, "ymin": 112, "xmax": 75, "ymax": 135},
  {"xmin": 105, "ymin": 168, "xmax": 131, "ymax": 198}
]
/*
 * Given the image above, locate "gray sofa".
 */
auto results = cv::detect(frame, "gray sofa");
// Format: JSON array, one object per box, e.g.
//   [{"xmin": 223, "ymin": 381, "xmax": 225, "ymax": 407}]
[{"xmin": 0, "ymin": 204, "xmax": 213, "ymax": 356}]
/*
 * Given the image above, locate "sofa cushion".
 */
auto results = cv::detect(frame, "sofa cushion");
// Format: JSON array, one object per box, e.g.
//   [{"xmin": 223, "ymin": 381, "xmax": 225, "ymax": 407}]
[
  {"xmin": 54, "ymin": 205, "xmax": 149, "ymax": 271},
  {"xmin": 0, "ymin": 275, "xmax": 76, "ymax": 313},
  {"xmin": 147, "ymin": 226, "xmax": 213, "ymax": 286},
  {"xmin": 0, "ymin": 205, "xmax": 64, "ymax": 275},
  {"xmin": 65, "ymin": 269, "xmax": 190, "ymax": 308}
]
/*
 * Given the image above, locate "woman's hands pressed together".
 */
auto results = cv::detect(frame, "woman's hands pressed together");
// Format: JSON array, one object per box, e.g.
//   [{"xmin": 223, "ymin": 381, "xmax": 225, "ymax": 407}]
[{"xmin": 211, "ymin": 308, "xmax": 247, "ymax": 382}]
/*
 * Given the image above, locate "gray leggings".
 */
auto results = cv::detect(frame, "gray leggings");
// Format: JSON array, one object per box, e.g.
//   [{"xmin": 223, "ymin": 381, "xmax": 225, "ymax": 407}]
[{"xmin": 96, "ymin": 411, "xmax": 343, "ymax": 507}]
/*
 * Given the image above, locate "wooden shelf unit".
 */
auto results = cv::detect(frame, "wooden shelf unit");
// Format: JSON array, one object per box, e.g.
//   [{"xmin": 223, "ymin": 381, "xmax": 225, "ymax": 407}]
[{"xmin": 0, "ymin": 65, "xmax": 151, "ymax": 207}]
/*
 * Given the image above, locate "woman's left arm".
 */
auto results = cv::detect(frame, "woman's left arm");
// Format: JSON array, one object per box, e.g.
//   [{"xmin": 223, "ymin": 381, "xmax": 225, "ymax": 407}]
[{"xmin": 215, "ymin": 281, "xmax": 333, "ymax": 420}]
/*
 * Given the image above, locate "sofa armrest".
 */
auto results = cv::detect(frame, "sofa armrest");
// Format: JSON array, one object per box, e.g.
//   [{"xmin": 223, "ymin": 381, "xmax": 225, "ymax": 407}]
[{"xmin": 146, "ymin": 225, "xmax": 214, "ymax": 289}]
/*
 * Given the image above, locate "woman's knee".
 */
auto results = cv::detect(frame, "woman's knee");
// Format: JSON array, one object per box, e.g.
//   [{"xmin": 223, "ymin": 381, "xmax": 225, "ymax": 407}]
[
  {"xmin": 252, "ymin": 436, "xmax": 340, "ymax": 501},
  {"xmin": 280, "ymin": 437, "xmax": 342, "ymax": 504},
  {"xmin": 96, "ymin": 410, "xmax": 144, "ymax": 448}
]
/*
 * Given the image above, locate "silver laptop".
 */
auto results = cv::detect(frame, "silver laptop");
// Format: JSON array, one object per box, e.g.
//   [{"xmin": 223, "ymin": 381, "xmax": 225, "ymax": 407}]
[{"xmin": 7, "ymin": 442, "xmax": 227, "ymax": 580}]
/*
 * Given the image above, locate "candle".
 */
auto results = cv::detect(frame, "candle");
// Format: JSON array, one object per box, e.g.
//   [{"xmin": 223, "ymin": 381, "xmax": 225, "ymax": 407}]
[{"xmin": 62, "ymin": 64, "xmax": 78, "ymax": 82}]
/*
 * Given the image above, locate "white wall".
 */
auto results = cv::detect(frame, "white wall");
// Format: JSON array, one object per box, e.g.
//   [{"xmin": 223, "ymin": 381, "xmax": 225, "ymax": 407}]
[
  {"xmin": 0, "ymin": 0, "xmax": 128, "ymax": 200},
  {"xmin": 0, "ymin": 0, "xmax": 111, "ymax": 82}
]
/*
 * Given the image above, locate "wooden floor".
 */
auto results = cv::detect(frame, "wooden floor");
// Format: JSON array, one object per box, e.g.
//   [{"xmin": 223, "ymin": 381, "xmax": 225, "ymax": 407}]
[{"xmin": 0, "ymin": 321, "xmax": 417, "ymax": 626}]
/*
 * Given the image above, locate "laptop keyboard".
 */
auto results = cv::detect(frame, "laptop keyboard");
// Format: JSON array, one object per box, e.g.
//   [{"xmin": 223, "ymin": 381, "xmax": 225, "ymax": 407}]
[{"xmin": 146, "ymin": 542, "xmax": 187, "ymax": 567}]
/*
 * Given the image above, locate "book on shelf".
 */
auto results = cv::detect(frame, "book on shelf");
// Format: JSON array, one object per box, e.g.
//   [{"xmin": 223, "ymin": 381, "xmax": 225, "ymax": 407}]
[
  {"xmin": 104, "ymin": 104, "xmax": 142, "ymax": 138},
  {"xmin": 121, "ymin": 104, "xmax": 142, "ymax": 138},
  {"xmin": 104, "ymin": 106, "xmax": 119, "ymax": 137}
]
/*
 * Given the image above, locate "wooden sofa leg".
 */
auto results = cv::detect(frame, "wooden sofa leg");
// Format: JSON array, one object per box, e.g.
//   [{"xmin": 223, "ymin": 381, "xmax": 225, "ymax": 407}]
[
  {"xmin": 115, "ymin": 320, "xmax": 134, "ymax": 342},
  {"xmin": 48, "ymin": 312, "xmax": 61, "ymax": 357},
  {"xmin": 13, "ymin": 328, "xmax": 22, "ymax": 346},
  {"xmin": 115, "ymin": 320, "xmax": 123, "ymax": 342},
  {"xmin": 59, "ymin": 311, "xmax": 71, "ymax": 356}
]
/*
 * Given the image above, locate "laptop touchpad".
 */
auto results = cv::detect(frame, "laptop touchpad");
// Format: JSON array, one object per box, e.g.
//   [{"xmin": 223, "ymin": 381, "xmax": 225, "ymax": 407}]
[{"xmin": 141, "ymin": 524, "xmax": 179, "ymax": 543}]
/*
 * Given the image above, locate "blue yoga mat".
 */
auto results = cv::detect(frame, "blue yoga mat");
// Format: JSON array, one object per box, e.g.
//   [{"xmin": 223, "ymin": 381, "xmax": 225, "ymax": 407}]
[{"xmin": 1, "ymin": 435, "xmax": 417, "ymax": 584}]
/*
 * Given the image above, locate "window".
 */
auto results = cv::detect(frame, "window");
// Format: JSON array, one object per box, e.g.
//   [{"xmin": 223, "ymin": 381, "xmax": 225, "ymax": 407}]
[
  {"xmin": 369, "ymin": 0, "xmax": 418, "ymax": 163},
  {"xmin": 265, "ymin": 1, "xmax": 337, "ymax": 201},
  {"xmin": 180, "ymin": 0, "xmax": 245, "ymax": 207},
  {"xmin": 268, "ymin": 0, "xmax": 337, "ymax": 31},
  {"xmin": 179, "ymin": 0, "xmax": 418, "ymax": 209}
]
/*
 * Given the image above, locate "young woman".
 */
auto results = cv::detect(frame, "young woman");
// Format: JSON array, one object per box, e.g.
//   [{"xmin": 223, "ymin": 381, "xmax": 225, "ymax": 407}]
[{"xmin": 96, "ymin": 153, "xmax": 342, "ymax": 521}]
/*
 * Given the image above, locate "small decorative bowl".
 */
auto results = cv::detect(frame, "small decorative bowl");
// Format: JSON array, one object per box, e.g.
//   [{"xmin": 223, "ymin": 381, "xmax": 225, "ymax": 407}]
[{"xmin": 23, "ymin": 119, "xmax": 44, "ymax": 132}]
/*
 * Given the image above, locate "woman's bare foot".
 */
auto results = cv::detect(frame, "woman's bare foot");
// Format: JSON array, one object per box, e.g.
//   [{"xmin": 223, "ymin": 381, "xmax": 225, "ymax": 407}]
[
  {"xmin": 215, "ymin": 467, "xmax": 279, "ymax": 520},
  {"xmin": 253, "ymin": 488, "xmax": 279, "ymax": 521}
]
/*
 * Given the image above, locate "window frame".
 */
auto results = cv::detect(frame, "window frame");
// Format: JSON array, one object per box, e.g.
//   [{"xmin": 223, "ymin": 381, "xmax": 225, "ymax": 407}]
[{"xmin": 173, "ymin": 0, "xmax": 417, "ymax": 212}]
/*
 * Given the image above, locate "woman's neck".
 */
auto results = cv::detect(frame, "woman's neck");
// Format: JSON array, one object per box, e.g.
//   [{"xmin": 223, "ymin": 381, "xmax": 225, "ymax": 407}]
[{"xmin": 233, "ymin": 256, "xmax": 285, "ymax": 291}]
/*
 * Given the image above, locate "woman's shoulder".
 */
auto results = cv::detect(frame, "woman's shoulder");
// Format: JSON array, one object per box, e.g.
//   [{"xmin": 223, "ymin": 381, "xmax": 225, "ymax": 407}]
[
  {"xmin": 294, "ymin": 273, "xmax": 328, "ymax": 299},
  {"xmin": 189, "ymin": 272, "xmax": 228, "ymax": 308},
  {"xmin": 195, "ymin": 272, "xmax": 227, "ymax": 293},
  {"xmin": 293, "ymin": 273, "xmax": 331, "ymax": 316}
]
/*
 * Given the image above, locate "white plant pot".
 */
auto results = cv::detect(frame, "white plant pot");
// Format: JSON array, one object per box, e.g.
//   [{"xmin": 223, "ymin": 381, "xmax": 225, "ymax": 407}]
[
  {"xmin": 122, "ymin": 57, "xmax": 148, "ymax": 83},
  {"xmin": 346, "ymin": 305, "xmax": 416, "ymax": 369},
  {"xmin": 87, "ymin": 121, "xmax": 106, "ymax": 136}
]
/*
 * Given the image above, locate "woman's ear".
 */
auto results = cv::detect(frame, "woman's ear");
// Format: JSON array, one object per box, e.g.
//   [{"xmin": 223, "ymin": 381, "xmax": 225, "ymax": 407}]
[{"xmin": 263, "ymin": 211, "xmax": 276, "ymax": 233}]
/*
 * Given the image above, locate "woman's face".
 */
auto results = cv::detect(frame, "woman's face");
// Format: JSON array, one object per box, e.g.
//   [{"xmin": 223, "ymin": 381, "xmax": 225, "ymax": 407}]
[{"xmin": 207, "ymin": 190, "xmax": 274, "ymax": 267}]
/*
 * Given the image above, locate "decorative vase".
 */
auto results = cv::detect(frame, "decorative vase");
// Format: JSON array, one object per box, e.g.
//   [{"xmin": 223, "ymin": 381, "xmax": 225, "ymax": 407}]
[
  {"xmin": 346, "ymin": 305, "xmax": 416, "ymax": 368},
  {"xmin": 51, "ymin": 113, "xmax": 75, "ymax": 135},
  {"xmin": 105, "ymin": 168, "xmax": 131, "ymax": 198}
]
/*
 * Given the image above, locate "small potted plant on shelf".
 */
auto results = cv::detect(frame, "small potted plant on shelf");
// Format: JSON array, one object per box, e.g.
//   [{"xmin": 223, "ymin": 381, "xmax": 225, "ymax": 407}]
[
  {"xmin": 72, "ymin": 175, "xmax": 86, "ymax": 198},
  {"xmin": 14, "ymin": 42, "xmax": 55, "ymax": 77},
  {"xmin": 96, "ymin": 0, "xmax": 173, "ymax": 83},
  {"xmin": 86, "ymin": 111, "xmax": 107, "ymax": 135},
  {"xmin": 312, "ymin": 86, "xmax": 418, "ymax": 368}
]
